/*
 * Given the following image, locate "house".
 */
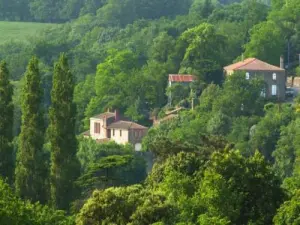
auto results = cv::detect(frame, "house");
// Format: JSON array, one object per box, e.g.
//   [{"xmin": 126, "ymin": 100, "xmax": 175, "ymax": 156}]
[
  {"xmin": 83, "ymin": 110, "xmax": 148, "ymax": 151},
  {"xmin": 168, "ymin": 74, "xmax": 198, "ymax": 87},
  {"xmin": 168, "ymin": 74, "xmax": 198, "ymax": 105},
  {"xmin": 224, "ymin": 57, "xmax": 286, "ymax": 100}
]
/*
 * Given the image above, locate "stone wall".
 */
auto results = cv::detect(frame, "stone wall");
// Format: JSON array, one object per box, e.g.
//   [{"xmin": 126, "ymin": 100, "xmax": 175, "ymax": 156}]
[{"xmin": 287, "ymin": 77, "xmax": 300, "ymax": 87}]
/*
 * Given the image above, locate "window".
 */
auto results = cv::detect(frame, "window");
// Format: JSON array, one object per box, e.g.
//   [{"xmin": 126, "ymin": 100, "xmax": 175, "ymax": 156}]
[
  {"xmin": 120, "ymin": 130, "xmax": 122, "ymax": 137},
  {"xmin": 94, "ymin": 123, "xmax": 100, "ymax": 134},
  {"xmin": 246, "ymin": 72, "xmax": 250, "ymax": 80},
  {"xmin": 260, "ymin": 89, "xmax": 266, "ymax": 98},
  {"xmin": 272, "ymin": 85, "xmax": 277, "ymax": 96},
  {"xmin": 272, "ymin": 73, "xmax": 277, "ymax": 80},
  {"xmin": 113, "ymin": 129, "xmax": 115, "ymax": 136},
  {"xmin": 134, "ymin": 131, "xmax": 139, "ymax": 138}
]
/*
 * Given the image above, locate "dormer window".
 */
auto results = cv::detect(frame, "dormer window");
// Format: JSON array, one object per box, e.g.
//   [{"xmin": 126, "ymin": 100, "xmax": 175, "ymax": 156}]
[
  {"xmin": 272, "ymin": 73, "xmax": 276, "ymax": 80},
  {"xmin": 246, "ymin": 72, "xmax": 250, "ymax": 80}
]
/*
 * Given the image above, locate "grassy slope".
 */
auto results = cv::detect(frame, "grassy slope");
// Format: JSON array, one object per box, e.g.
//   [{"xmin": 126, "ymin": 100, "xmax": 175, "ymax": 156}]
[{"xmin": 0, "ymin": 21, "xmax": 58, "ymax": 44}]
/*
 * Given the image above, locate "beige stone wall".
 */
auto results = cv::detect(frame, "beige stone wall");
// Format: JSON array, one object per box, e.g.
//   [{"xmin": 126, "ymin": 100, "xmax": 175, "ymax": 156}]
[
  {"xmin": 287, "ymin": 77, "xmax": 300, "ymax": 87},
  {"xmin": 90, "ymin": 118, "xmax": 106, "ymax": 140},
  {"xmin": 110, "ymin": 129, "xmax": 129, "ymax": 144}
]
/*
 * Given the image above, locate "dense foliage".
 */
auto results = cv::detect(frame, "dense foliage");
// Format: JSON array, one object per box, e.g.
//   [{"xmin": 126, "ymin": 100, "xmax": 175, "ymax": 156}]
[
  {"xmin": 48, "ymin": 54, "xmax": 81, "ymax": 210},
  {"xmin": 0, "ymin": 61, "xmax": 14, "ymax": 184},
  {"xmin": 15, "ymin": 57, "xmax": 48, "ymax": 203},
  {"xmin": 1, "ymin": 0, "xmax": 300, "ymax": 224}
]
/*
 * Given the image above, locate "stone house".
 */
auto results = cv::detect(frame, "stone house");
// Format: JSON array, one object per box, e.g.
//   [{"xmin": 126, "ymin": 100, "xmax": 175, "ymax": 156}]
[
  {"xmin": 224, "ymin": 57, "xmax": 286, "ymax": 100},
  {"xmin": 83, "ymin": 110, "xmax": 148, "ymax": 151}
]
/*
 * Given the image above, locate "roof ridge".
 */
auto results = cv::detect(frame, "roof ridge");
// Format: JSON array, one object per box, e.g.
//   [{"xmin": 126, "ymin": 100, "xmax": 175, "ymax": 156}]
[{"xmin": 234, "ymin": 58, "xmax": 256, "ymax": 70}]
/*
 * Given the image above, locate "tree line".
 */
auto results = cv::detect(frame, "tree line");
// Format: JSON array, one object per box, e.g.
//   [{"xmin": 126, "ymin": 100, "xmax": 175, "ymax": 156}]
[{"xmin": 0, "ymin": 54, "xmax": 79, "ymax": 210}]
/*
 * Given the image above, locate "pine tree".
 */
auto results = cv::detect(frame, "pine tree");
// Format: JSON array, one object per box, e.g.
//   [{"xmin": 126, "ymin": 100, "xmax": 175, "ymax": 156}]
[
  {"xmin": 15, "ymin": 57, "xmax": 48, "ymax": 203},
  {"xmin": 49, "ymin": 53, "xmax": 80, "ymax": 210},
  {"xmin": 0, "ymin": 61, "xmax": 14, "ymax": 184}
]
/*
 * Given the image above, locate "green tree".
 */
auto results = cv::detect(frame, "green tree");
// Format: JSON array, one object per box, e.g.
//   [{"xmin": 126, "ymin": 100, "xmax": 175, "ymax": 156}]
[
  {"xmin": 76, "ymin": 185, "xmax": 175, "ymax": 225},
  {"xmin": 0, "ymin": 61, "xmax": 14, "ymax": 184},
  {"xmin": 244, "ymin": 21, "xmax": 285, "ymax": 66},
  {"xmin": 273, "ymin": 190, "xmax": 300, "ymax": 225},
  {"xmin": 213, "ymin": 71, "xmax": 265, "ymax": 117},
  {"xmin": 180, "ymin": 23, "xmax": 227, "ymax": 84},
  {"xmin": 273, "ymin": 118, "xmax": 300, "ymax": 180},
  {"xmin": 0, "ymin": 177, "xmax": 74, "ymax": 225},
  {"xmin": 15, "ymin": 56, "xmax": 48, "ymax": 203},
  {"xmin": 197, "ymin": 150, "xmax": 284, "ymax": 225},
  {"xmin": 49, "ymin": 53, "xmax": 80, "ymax": 210},
  {"xmin": 250, "ymin": 104, "xmax": 294, "ymax": 161}
]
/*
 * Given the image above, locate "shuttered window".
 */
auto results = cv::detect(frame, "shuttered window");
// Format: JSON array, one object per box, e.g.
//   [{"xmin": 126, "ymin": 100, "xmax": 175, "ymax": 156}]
[{"xmin": 94, "ymin": 123, "xmax": 101, "ymax": 134}]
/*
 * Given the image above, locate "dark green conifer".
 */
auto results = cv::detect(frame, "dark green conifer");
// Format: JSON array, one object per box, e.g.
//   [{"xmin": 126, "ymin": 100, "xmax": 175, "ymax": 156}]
[
  {"xmin": 0, "ymin": 61, "xmax": 14, "ymax": 184},
  {"xmin": 15, "ymin": 57, "xmax": 48, "ymax": 203},
  {"xmin": 49, "ymin": 53, "xmax": 80, "ymax": 210}
]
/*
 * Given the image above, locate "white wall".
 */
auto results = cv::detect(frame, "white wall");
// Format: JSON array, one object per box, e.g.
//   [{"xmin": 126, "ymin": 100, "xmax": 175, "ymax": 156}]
[
  {"xmin": 90, "ymin": 118, "xmax": 106, "ymax": 140},
  {"xmin": 110, "ymin": 129, "xmax": 129, "ymax": 144}
]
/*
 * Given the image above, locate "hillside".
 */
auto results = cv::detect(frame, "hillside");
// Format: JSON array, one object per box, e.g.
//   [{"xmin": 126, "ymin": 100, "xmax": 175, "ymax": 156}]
[{"xmin": 0, "ymin": 21, "xmax": 58, "ymax": 44}]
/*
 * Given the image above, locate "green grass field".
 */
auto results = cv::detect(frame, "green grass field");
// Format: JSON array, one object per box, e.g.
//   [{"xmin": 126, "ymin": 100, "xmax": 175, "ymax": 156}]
[{"xmin": 0, "ymin": 21, "xmax": 58, "ymax": 44}]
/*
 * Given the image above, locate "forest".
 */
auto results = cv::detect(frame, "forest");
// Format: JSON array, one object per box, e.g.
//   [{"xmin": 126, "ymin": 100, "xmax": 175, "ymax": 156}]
[{"xmin": 0, "ymin": 0, "xmax": 300, "ymax": 224}]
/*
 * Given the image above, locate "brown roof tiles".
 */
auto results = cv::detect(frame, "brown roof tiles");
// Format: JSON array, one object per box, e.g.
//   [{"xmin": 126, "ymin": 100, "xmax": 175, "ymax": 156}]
[
  {"xmin": 107, "ymin": 120, "xmax": 148, "ymax": 130},
  {"xmin": 91, "ymin": 112, "xmax": 115, "ymax": 119},
  {"xmin": 224, "ymin": 58, "xmax": 284, "ymax": 72}
]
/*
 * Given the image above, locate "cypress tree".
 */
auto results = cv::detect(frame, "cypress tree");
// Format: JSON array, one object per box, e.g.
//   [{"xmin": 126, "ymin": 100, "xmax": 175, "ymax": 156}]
[
  {"xmin": 15, "ymin": 57, "xmax": 48, "ymax": 203},
  {"xmin": 0, "ymin": 61, "xmax": 14, "ymax": 184},
  {"xmin": 49, "ymin": 53, "xmax": 80, "ymax": 210}
]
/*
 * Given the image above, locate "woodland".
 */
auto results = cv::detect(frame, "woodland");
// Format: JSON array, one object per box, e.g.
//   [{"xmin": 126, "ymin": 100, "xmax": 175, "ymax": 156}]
[{"xmin": 0, "ymin": 0, "xmax": 300, "ymax": 224}]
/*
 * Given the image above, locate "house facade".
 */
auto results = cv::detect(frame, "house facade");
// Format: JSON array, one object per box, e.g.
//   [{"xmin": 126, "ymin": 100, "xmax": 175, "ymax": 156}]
[
  {"xmin": 83, "ymin": 110, "xmax": 148, "ymax": 151},
  {"xmin": 224, "ymin": 58, "xmax": 286, "ymax": 100}
]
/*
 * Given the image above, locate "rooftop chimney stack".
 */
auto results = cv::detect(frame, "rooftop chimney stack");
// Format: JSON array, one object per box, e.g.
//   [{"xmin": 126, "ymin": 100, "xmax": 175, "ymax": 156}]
[
  {"xmin": 280, "ymin": 55, "xmax": 284, "ymax": 69},
  {"xmin": 114, "ymin": 109, "xmax": 120, "ymax": 121}
]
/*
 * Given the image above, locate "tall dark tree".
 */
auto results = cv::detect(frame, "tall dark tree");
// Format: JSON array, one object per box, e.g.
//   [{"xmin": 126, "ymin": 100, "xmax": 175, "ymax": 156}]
[
  {"xmin": 15, "ymin": 57, "xmax": 48, "ymax": 203},
  {"xmin": 49, "ymin": 53, "xmax": 80, "ymax": 210},
  {"xmin": 0, "ymin": 61, "xmax": 14, "ymax": 184}
]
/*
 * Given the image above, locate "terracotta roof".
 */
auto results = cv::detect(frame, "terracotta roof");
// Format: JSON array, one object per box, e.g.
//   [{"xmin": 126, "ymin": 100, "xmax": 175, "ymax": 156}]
[
  {"xmin": 224, "ymin": 58, "xmax": 284, "ymax": 71},
  {"xmin": 91, "ymin": 112, "xmax": 115, "ymax": 119},
  {"xmin": 169, "ymin": 74, "xmax": 197, "ymax": 82},
  {"xmin": 107, "ymin": 120, "xmax": 148, "ymax": 130}
]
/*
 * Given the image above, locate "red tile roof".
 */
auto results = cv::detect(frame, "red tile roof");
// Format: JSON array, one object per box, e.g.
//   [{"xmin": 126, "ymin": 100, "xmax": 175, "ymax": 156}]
[
  {"xmin": 169, "ymin": 74, "xmax": 197, "ymax": 82},
  {"xmin": 107, "ymin": 120, "xmax": 148, "ymax": 130},
  {"xmin": 224, "ymin": 58, "xmax": 284, "ymax": 71},
  {"xmin": 91, "ymin": 112, "xmax": 115, "ymax": 119}
]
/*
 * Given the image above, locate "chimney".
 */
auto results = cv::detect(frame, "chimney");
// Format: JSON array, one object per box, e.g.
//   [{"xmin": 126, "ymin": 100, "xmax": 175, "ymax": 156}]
[
  {"xmin": 280, "ymin": 55, "xmax": 284, "ymax": 69},
  {"xmin": 114, "ymin": 109, "xmax": 120, "ymax": 121}
]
